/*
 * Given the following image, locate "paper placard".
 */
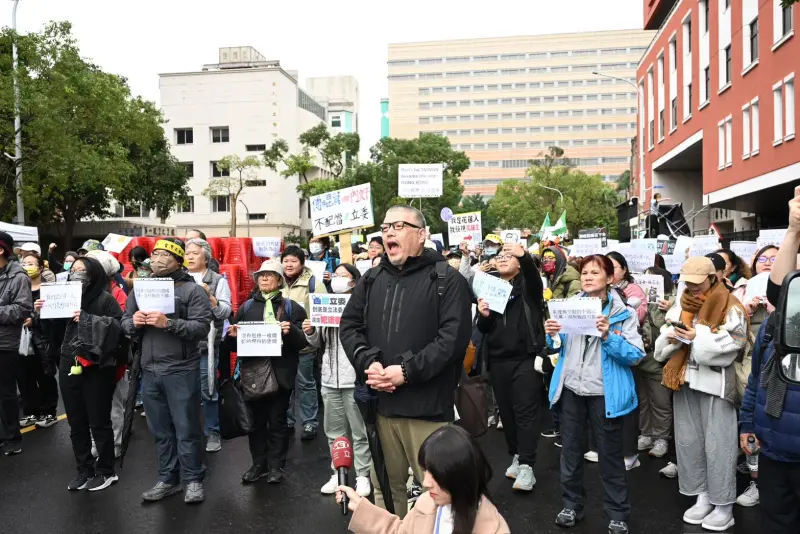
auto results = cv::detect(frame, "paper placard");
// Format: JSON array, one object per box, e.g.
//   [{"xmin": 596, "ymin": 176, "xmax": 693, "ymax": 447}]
[
  {"xmin": 56, "ymin": 271, "xmax": 69, "ymax": 282},
  {"xmin": 448, "ymin": 212, "xmax": 482, "ymax": 246},
  {"xmin": 570, "ymin": 238, "xmax": 603, "ymax": 257},
  {"xmin": 688, "ymin": 236, "xmax": 720, "ymax": 257},
  {"xmin": 310, "ymin": 183, "xmax": 374, "ymax": 236},
  {"xmin": 398, "ymin": 164, "xmax": 443, "ymax": 198},
  {"xmin": 309, "ymin": 293, "xmax": 351, "ymax": 328},
  {"xmin": 252, "ymin": 237, "xmax": 282, "ymax": 258},
  {"xmin": 730, "ymin": 241, "xmax": 758, "ymax": 263},
  {"xmin": 658, "ymin": 239, "xmax": 677, "ymax": 255},
  {"xmin": 663, "ymin": 254, "xmax": 685, "ymax": 274},
  {"xmin": 355, "ymin": 260, "xmax": 372, "ymax": 275},
  {"xmin": 134, "ymin": 278, "xmax": 175, "ymax": 314},
  {"xmin": 472, "ymin": 271, "xmax": 513, "ymax": 314},
  {"xmin": 674, "ymin": 235, "xmax": 693, "ymax": 258},
  {"xmin": 633, "ymin": 274, "xmax": 665, "ymax": 303},
  {"xmin": 236, "ymin": 322, "xmax": 282, "ymax": 357},
  {"xmin": 306, "ymin": 260, "xmax": 327, "ymax": 283},
  {"xmin": 500, "ymin": 229, "xmax": 522, "ymax": 245},
  {"xmin": 547, "ymin": 297, "xmax": 603, "ymax": 337},
  {"xmin": 39, "ymin": 282, "xmax": 82, "ymax": 319},
  {"xmin": 745, "ymin": 272, "xmax": 771, "ymax": 303},
  {"xmin": 757, "ymin": 228, "xmax": 787, "ymax": 248},
  {"xmin": 101, "ymin": 233, "xmax": 133, "ymax": 254},
  {"xmin": 578, "ymin": 228, "xmax": 608, "ymax": 247},
  {"xmin": 630, "ymin": 238, "xmax": 659, "ymax": 252},
  {"xmin": 624, "ymin": 249, "xmax": 655, "ymax": 273}
]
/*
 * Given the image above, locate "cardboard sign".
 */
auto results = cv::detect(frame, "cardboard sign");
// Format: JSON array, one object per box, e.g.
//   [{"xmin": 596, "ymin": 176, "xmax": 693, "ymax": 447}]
[
  {"xmin": 578, "ymin": 228, "xmax": 608, "ymax": 247},
  {"xmin": 448, "ymin": 212, "xmax": 482, "ymax": 246},
  {"xmin": 101, "ymin": 233, "xmax": 133, "ymax": 254},
  {"xmin": 252, "ymin": 237, "xmax": 282, "ymax": 258},
  {"xmin": 134, "ymin": 278, "xmax": 175, "ymax": 314},
  {"xmin": 39, "ymin": 282, "xmax": 82, "ymax": 319},
  {"xmin": 236, "ymin": 322, "xmax": 282, "ymax": 357},
  {"xmin": 756, "ymin": 228, "xmax": 787, "ymax": 248},
  {"xmin": 310, "ymin": 183, "xmax": 374, "ymax": 236},
  {"xmin": 501, "ymin": 229, "xmax": 522, "ymax": 245},
  {"xmin": 633, "ymin": 274, "xmax": 665, "ymax": 303},
  {"xmin": 730, "ymin": 241, "xmax": 758, "ymax": 263},
  {"xmin": 309, "ymin": 293, "xmax": 351, "ymax": 328},
  {"xmin": 398, "ymin": 164, "xmax": 443, "ymax": 198},
  {"xmin": 547, "ymin": 297, "xmax": 603, "ymax": 337},
  {"xmin": 306, "ymin": 260, "xmax": 327, "ymax": 283},
  {"xmin": 570, "ymin": 238, "xmax": 603, "ymax": 257},
  {"xmin": 472, "ymin": 271, "xmax": 513, "ymax": 314}
]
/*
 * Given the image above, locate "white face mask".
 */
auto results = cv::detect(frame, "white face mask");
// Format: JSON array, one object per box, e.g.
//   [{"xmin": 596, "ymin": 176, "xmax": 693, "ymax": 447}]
[
  {"xmin": 309, "ymin": 243, "xmax": 323, "ymax": 255},
  {"xmin": 331, "ymin": 277, "xmax": 352, "ymax": 294}
]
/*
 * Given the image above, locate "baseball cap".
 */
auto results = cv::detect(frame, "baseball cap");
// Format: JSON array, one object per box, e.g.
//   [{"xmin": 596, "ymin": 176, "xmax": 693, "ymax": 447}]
[
  {"xmin": 680, "ymin": 256, "xmax": 716, "ymax": 284},
  {"xmin": 78, "ymin": 239, "xmax": 104, "ymax": 253},
  {"xmin": 19, "ymin": 242, "xmax": 41, "ymax": 255},
  {"xmin": 705, "ymin": 253, "xmax": 727, "ymax": 273},
  {"xmin": 483, "ymin": 234, "xmax": 503, "ymax": 246}
]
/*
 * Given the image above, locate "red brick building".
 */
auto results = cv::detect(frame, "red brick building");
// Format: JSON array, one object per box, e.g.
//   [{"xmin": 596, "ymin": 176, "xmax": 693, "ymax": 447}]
[{"xmin": 636, "ymin": 0, "xmax": 798, "ymax": 236}]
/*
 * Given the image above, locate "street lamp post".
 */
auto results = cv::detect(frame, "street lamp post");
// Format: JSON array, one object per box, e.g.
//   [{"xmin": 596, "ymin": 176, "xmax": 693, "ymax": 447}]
[
  {"xmin": 591, "ymin": 70, "xmax": 638, "ymax": 91},
  {"xmin": 537, "ymin": 184, "xmax": 564, "ymax": 206},
  {"xmin": 11, "ymin": 0, "xmax": 24, "ymax": 224}
]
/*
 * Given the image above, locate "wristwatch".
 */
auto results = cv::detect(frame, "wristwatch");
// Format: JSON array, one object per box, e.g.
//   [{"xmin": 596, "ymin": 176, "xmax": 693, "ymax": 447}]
[{"xmin": 165, "ymin": 319, "xmax": 176, "ymax": 332}]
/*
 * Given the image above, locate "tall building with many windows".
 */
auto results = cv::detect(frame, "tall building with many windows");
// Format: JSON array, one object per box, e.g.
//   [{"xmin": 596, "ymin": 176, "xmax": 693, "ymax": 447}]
[
  {"xmin": 638, "ymin": 0, "xmax": 798, "ymax": 236},
  {"xmin": 387, "ymin": 30, "xmax": 655, "ymax": 197}
]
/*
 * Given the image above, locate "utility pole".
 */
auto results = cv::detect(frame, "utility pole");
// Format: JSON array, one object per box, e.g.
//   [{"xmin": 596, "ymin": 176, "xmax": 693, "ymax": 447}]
[{"xmin": 12, "ymin": 0, "xmax": 25, "ymax": 224}]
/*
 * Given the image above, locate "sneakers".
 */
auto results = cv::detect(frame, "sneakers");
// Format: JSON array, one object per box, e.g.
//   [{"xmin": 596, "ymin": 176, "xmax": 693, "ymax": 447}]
[
  {"xmin": 608, "ymin": 520, "xmax": 629, "ymax": 534},
  {"xmin": 87, "ymin": 474, "xmax": 119, "ymax": 492},
  {"xmin": 496, "ymin": 418, "xmax": 503, "ymax": 430},
  {"xmin": 541, "ymin": 427, "xmax": 561, "ymax": 438},
  {"xmin": 320, "ymin": 474, "xmax": 338, "ymax": 494},
  {"xmin": 142, "ymin": 481, "xmax": 183, "ymax": 502},
  {"xmin": 205, "ymin": 433, "xmax": 222, "ymax": 453},
  {"xmin": 736, "ymin": 481, "xmax": 759, "ymax": 507},
  {"xmin": 649, "ymin": 439, "xmax": 668, "ymax": 458},
  {"xmin": 701, "ymin": 505, "xmax": 734, "ymax": 531},
  {"xmin": 505, "ymin": 454, "xmax": 520, "ymax": 479},
  {"xmin": 659, "ymin": 462, "xmax": 678, "ymax": 479},
  {"xmin": 637, "ymin": 435, "xmax": 654, "ymax": 451},
  {"xmin": 267, "ymin": 469, "xmax": 283, "ymax": 484},
  {"xmin": 3, "ymin": 445, "xmax": 22, "ymax": 456},
  {"xmin": 68, "ymin": 474, "xmax": 90, "ymax": 491},
  {"xmin": 36, "ymin": 415, "xmax": 59, "ymax": 428},
  {"xmin": 355, "ymin": 476, "xmax": 371, "ymax": 497},
  {"xmin": 624, "ymin": 455, "xmax": 640, "ymax": 471},
  {"xmin": 301, "ymin": 424, "xmax": 317, "ymax": 441},
  {"xmin": 512, "ymin": 464, "xmax": 535, "ymax": 491},
  {"xmin": 242, "ymin": 464, "xmax": 268, "ymax": 484},
  {"xmin": 555, "ymin": 508, "xmax": 580, "ymax": 528},
  {"xmin": 184, "ymin": 482, "xmax": 205, "ymax": 504},
  {"xmin": 584, "ymin": 451, "xmax": 599, "ymax": 463},
  {"xmin": 554, "ymin": 437, "xmax": 563, "ymax": 448},
  {"xmin": 683, "ymin": 496, "xmax": 714, "ymax": 525},
  {"xmin": 19, "ymin": 415, "xmax": 37, "ymax": 428}
]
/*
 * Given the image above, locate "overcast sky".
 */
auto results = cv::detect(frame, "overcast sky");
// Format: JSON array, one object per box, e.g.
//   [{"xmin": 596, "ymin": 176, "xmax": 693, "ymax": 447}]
[{"xmin": 2, "ymin": 0, "xmax": 644, "ymax": 153}]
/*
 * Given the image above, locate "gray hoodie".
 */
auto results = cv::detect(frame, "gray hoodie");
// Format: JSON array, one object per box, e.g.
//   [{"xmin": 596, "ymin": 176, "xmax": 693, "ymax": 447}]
[{"xmin": 0, "ymin": 261, "xmax": 33, "ymax": 353}]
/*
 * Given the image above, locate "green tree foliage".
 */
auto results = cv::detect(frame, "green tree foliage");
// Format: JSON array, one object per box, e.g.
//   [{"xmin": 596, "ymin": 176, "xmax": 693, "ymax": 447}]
[
  {"xmin": 616, "ymin": 170, "xmax": 631, "ymax": 194},
  {"xmin": 203, "ymin": 155, "xmax": 262, "ymax": 237},
  {"xmin": 781, "ymin": 0, "xmax": 797, "ymax": 7},
  {"xmin": 456, "ymin": 194, "xmax": 500, "ymax": 235},
  {"xmin": 489, "ymin": 146, "xmax": 619, "ymax": 239}
]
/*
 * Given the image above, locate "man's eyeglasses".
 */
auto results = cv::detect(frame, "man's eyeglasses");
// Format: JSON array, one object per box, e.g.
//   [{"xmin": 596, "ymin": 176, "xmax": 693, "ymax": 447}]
[
  {"xmin": 495, "ymin": 254, "xmax": 513, "ymax": 260},
  {"xmin": 757, "ymin": 256, "xmax": 777, "ymax": 264},
  {"xmin": 368, "ymin": 245, "xmax": 383, "ymax": 250},
  {"xmin": 151, "ymin": 251, "xmax": 173, "ymax": 258},
  {"xmin": 380, "ymin": 221, "xmax": 421, "ymax": 233}
]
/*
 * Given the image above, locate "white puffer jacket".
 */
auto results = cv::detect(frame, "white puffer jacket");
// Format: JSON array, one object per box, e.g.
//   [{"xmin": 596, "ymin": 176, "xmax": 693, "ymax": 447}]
[{"xmin": 306, "ymin": 327, "xmax": 357, "ymax": 388}]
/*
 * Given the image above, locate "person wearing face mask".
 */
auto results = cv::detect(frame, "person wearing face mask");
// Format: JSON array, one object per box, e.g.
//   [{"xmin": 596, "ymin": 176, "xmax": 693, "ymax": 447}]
[
  {"xmin": 61, "ymin": 251, "xmax": 78, "ymax": 273},
  {"xmin": 17, "ymin": 254, "xmax": 59, "ymax": 430},
  {"xmin": 121, "ymin": 239, "xmax": 213, "ymax": 504},
  {"xmin": 653, "ymin": 256, "xmax": 748, "ymax": 532},
  {"xmin": 542, "ymin": 246, "xmax": 582, "ymax": 302},
  {"xmin": 303, "ymin": 263, "xmax": 373, "ymax": 497},
  {"xmin": 444, "ymin": 249, "xmax": 462, "ymax": 272},
  {"xmin": 36, "ymin": 257, "xmax": 124, "ymax": 491},
  {"xmin": 185, "ymin": 238, "xmax": 232, "ymax": 454},
  {"xmin": 309, "ymin": 236, "xmax": 340, "ymax": 285},
  {"xmin": 482, "ymin": 234, "xmax": 503, "ymax": 260}
]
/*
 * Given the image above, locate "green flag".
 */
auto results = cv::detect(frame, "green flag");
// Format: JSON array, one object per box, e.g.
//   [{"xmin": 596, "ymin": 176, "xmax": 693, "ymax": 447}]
[
  {"xmin": 537, "ymin": 213, "xmax": 551, "ymax": 237},
  {"xmin": 551, "ymin": 210, "xmax": 568, "ymax": 236}
]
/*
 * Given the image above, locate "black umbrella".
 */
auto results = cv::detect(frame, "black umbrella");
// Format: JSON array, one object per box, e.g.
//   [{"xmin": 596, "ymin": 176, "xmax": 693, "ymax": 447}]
[
  {"xmin": 119, "ymin": 344, "xmax": 141, "ymax": 468},
  {"xmin": 355, "ymin": 388, "xmax": 394, "ymax": 514}
]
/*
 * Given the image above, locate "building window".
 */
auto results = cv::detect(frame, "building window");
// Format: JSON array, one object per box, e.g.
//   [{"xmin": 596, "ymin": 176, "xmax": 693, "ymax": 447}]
[
  {"xmin": 211, "ymin": 161, "xmax": 230, "ymax": 178},
  {"xmin": 331, "ymin": 116, "xmax": 342, "ymax": 128},
  {"xmin": 704, "ymin": 67, "xmax": 710, "ymax": 104},
  {"xmin": 725, "ymin": 117, "xmax": 733, "ymax": 166},
  {"xmin": 743, "ymin": 105, "xmax": 751, "ymax": 157},
  {"xmin": 718, "ymin": 121, "xmax": 726, "ymax": 168},
  {"xmin": 687, "ymin": 83, "xmax": 693, "ymax": 115},
  {"xmin": 687, "ymin": 18, "xmax": 692, "ymax": 53},
  {"xmin": 248, "ymin": 213, "xmax": 267, "ymax": 220},
  {"xmin": 783, "ymin": 3, "xmax": 794, "ymax": 36},
  {"xmin": 211, "ymin": 195, "xmax": 230, "ymax": 213},
  {"xmin": 182, "ymin": 162, "xmax": 194, "ymax": 178},
  {"xmin": 725, "ymin": 0, "xmax": 730, "ymax": 9},
  {"xmin": 671, "ymin": 97, "xmax": 678, "ymax": 130},
  {"xmin": 787, "ymin": 76, "xmax": 796, "ymax": 139},
  {"xmin": 123, "ymin": 204, "xmax": 143, "ymax": 218},
  {"xmin": 649, "ymin": 120, "xmax": 655, "ymax": 148},
  {"xmin": 750, "ymin": 18, "xmax": 759, "ymax": 63},
  {"xmin": 752, "ymin": 99, "xmax": 760, "ymax": 152},
  {"xmin": 659, "ymin": 110, "xmax": 665, "ymax": 140},
  {"xmin": 774, "ymin": 83, "xmax": 784, "ymax": 143},
  {"xmin": 703, "ymin": 0, "xmax": 709, "ymax": 33},
  {"xmin": 246, "ymin": 144, "xmax": 266, "ymax": 152},
  {"xmin": 245, "ymin": 179, "xmax": 267, "ymax": 187},
  {"xmin": 175, "ymin": 128, "xmax": 193, "ymax": 145},
  {"xmin": 211, "ymin": 127, "xmax": 230, "ymax": 143},
  {"xmin": 177, "ymin": 197, "xmax": 194, "ymax": 214},
  {"xmin": 724, "ymin": 46, "xmax": 732, "ymax": 85}
]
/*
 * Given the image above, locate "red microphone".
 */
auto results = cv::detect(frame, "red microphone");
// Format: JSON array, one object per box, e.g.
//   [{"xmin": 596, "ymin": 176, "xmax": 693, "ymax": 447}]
[{"xmin": 332, "ymin": 437, "xmax": 353, "ymax": 515}]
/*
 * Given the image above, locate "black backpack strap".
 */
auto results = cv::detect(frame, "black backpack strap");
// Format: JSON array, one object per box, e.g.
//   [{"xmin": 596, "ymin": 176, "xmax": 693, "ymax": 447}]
[{"xmin": 434, "ymin": 261, "xmax": 447, "ymax": 298}]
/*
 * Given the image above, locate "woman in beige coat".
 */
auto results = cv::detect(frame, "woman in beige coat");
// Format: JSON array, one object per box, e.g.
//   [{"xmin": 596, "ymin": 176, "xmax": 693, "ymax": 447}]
[{"xmin": 337, "ymin": 426, "xmax": 510, "ymax": 534}]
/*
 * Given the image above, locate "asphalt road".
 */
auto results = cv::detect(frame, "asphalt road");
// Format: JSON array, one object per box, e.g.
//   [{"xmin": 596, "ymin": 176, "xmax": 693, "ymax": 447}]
[{"xmin": 0, "ymin": 407, "xmax": 761, "ymax": 533}]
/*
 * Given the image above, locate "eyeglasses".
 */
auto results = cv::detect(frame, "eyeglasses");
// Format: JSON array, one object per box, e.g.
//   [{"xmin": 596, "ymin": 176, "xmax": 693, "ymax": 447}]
[
  {"xmin": 380, "ymin": 221, "xmax": 421, "ymax": 233},
  {"xmin": 757, "ymin": 256, "xmax": 777, "ymax": 264},
  {"xmin": 151, "ymin": 251, "xmax": 173, "ymax": 258},
  {"xmin": 495, "ymin": 254, "xmax": 513, "ymax": 260},
  {"xmin": 368, "ymin": 245, "xmax": 383, "ymax": 250}
]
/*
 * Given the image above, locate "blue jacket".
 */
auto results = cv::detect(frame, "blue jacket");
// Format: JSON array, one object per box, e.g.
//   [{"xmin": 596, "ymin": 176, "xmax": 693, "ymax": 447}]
[
  {"xmin": 739, "ymin": 318, "xmax": 800, "ymax": 463},
  {"xmin": 547, "ymin": 292, "xmax": 645, "ymax": 418}
]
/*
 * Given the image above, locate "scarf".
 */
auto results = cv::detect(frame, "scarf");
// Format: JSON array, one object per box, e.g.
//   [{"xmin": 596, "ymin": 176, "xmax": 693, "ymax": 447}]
[
  {"xmin": 662, "ymin": 280, "xmax": 738, "ymax": 391},
  {"xmin": 261, "ymin": 290, "xmax": 280, "ymax": 324}
]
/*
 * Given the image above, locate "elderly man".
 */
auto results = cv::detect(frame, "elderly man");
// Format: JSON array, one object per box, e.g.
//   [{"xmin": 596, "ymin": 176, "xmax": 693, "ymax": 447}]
[
  {"xmin": 122, "ymin": 238, "xmax": 213, "ymax": 504},
  {"xmin": 340, "ymin": 205, "xmax": 473, "ymax": 516},
  {"xmin": 185, "ymin": 238, "xmax": 232, "ymax": 453},
  {"xmin": 185, "ymin": 230, "xmax": 220, "ymax": 273}
]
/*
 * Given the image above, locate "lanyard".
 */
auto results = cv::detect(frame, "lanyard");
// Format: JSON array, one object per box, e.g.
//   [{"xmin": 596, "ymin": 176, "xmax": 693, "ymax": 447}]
[{"xmin": 434, "ymin": 506, "xmax": 443, "ymax": 534}]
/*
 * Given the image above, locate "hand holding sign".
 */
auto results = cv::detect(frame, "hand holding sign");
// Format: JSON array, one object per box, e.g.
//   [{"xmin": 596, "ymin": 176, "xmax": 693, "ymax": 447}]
[
  {"xmin": 39, "ymin": 282, "xmax": 82, "ymax": 319},
  {"xmin": 546, "ymin": 298, "xmax": 603, "ymax": 337}
]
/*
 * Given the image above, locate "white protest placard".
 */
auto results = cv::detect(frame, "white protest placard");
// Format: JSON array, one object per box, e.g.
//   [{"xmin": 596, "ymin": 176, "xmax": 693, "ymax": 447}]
[
  {"xmin": 501, "ymin": 229, "xmax": 522, "ymax": 245},
  {"xmin": 674, "ymin": 235, "xmax": 693, "ymax": 258},
  {"xmin": 56, "ymin": 271, "xmax": 69, "ymax": 282},
  {"xmin": 305, "ymin": 260, "xmax": 327, "ymax": 283},
  {"xmin": 252, "ymin": 237, "xmax": 282, "ymax": 258},
  {"xmin": 630, "ymin": 238, "xmax": 659, "ymax": 253},
  {"xmin": 355, "ymin": 260, "xmax": 373, "ymax": 275},
  {"xmin": 570, "ymin": 238, "xmax": 603, "ymax": 257},
  {"xmin": 448, "ymin": 211, "xmax": 482, "ymax": 246},
  {"xmin": 398, "ymin": 164, "xmax": 443, "ymax": 198},
  {"xmin": 236, "ymin": 322, "xmax": 282, "ymax": 357},
  {"xmin": 688, "ymin": 236, "xmax": 720, "ymax": 257},
  {"xmin": 39, "ymin": 282, "xmax": 82, "ymax": 319},
  {"xmin": 624, "ymin": 249, "xmax": 655, "ymax": 273},
  {"xmin": 745, "ymin": 272, "xmax": 771, "ymax": 303},
  {"xmin": 310, "ymin": 183, "xmax": 374, "ymax": 236},
  {"xmin": 309, "ymin": 293, "xmax": 351, "ymax": 328},
  {"xmin": 730, "ymin": 241, "xmax": 758, "ymax": 263},
  {"xmin": 101, "ymin": 233, "xmax": 133, "ymax": 254},
  {"xmin": 547, "ymin": 297, "xmax": 603, "ymax": 337},
  {"xmin": 134, "ymin": 278, "xmax": 175, "ymax": 314},
  {"xmin": 757, "ymin": 228, "xmax": 787, "ymax": 248},
  {"xmin": 633, "ymin": 274, "xmax": 665, "ymax": 303},
  {"xmin": 472, "ymin": 271, "xmax": 513, "ymax": 314},
  {"xmin": 430, "ymin": 233, "xmax": 444, "ymax": 246},
  {"xmin": 663, "ymin": 254, "xmax": 685, "ymax": 274}
]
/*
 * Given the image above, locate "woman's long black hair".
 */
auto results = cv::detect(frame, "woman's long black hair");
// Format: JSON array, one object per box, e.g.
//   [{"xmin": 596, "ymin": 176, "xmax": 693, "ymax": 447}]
[
  {"xmin": 417, "ymin": 425, "xmax": 492, "ymax": 534},
  {"xmin": 606, "ymin": 251, "xmax": 635, "ymax": 284}
]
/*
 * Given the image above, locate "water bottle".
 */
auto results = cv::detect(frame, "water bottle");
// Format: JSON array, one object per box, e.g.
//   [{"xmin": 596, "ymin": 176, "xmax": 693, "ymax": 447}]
[{"xmin": 746, "ymin": 436, "xmax": 759, "ymax": 472}]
